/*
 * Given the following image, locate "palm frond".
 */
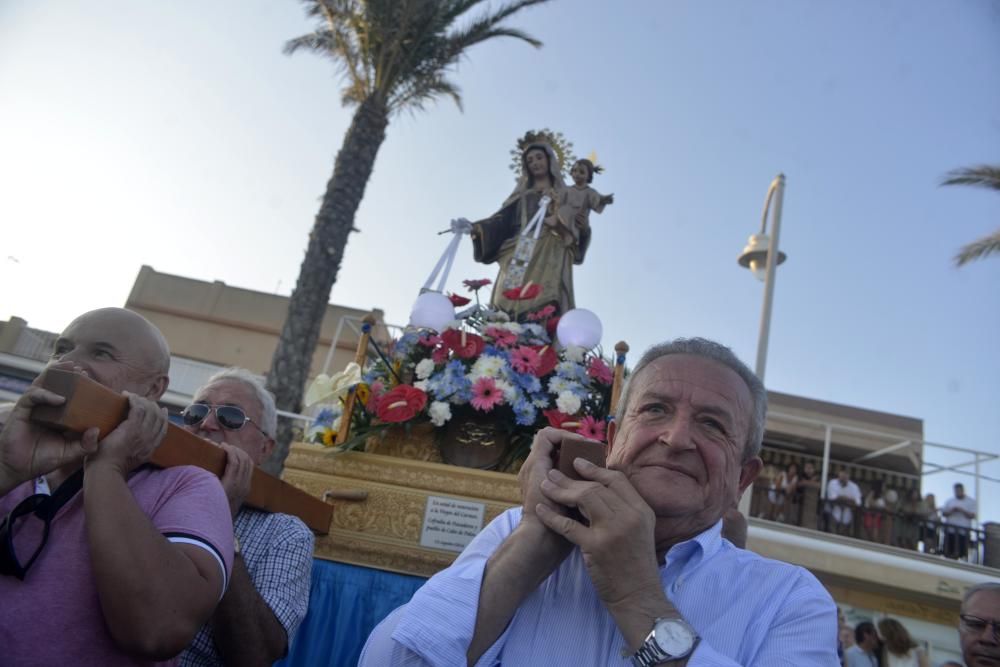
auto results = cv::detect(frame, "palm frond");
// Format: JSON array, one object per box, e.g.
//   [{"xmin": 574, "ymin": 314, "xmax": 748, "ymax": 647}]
[
  {"xmin": 955, "ymin": 229, "xmax": 1000, "ymax": 266},
  {"xmin": 942, "ymin": 165, "xmax": 1000, "ymax": 191}
]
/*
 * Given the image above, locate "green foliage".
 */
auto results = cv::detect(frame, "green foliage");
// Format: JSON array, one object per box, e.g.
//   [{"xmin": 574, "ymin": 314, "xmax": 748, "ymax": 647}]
[{"xmin": 942, "ymin": 164, "xmax": 1000, "ymax": 266}]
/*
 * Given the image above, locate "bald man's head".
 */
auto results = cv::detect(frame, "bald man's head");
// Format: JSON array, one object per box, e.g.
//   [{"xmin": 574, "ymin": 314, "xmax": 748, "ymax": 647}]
[{"xmin": 50, "ymin": 308, "xmax": 170, "ymax": 399}]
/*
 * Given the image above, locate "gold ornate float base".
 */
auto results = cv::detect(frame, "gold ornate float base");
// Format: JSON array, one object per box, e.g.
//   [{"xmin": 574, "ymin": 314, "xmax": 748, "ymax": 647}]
[{"xmin": 282, "ymin": 441, "xmax": 520, "ymax": 577}]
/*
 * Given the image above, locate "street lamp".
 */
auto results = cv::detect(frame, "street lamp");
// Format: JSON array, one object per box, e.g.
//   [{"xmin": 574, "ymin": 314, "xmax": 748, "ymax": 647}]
[{"xmin": 737, "ymin": 173, "xmax": 788, "ymax": 383}]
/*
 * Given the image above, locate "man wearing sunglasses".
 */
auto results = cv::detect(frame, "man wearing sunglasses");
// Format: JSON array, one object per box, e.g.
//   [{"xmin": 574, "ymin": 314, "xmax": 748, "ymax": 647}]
[
  {"xmin": 960, "ymin": 581, "xmax": 1000, "ymax": 667},
  {"xmin": 0, "ymin": 308, "xmax": 235, "ymax": 665},
  {"xmin": 177, "ymin": 368, "xmax": 314, "ymax": 667}
]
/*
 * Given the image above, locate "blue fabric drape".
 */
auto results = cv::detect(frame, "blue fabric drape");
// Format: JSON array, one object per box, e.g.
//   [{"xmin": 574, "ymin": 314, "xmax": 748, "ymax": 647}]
[{"xmin": 277, "ymin": 559, "xmax": 427, "ymax": 667}]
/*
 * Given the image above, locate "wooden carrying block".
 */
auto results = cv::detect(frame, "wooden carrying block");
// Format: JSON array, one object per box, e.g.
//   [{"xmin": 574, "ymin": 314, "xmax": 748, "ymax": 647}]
[
  {"xmin": 554, "ymin": 434, "xmax": 607, "ymax": 481},
  {"xmin": 30, "ymin": 369, "xmax": 333, "ymax": 534}
]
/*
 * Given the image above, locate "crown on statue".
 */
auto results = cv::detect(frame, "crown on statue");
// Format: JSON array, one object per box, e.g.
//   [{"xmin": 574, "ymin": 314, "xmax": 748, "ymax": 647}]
[{"xmin": 509, "ymin": 129, "xmax": 577, "ymax": 181}]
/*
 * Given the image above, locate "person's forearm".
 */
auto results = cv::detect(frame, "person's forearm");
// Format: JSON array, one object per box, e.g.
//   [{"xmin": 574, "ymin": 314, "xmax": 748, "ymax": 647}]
[
  {"xmin": 467, "ymin": 520, "xmax": 571, "ymax": 665},
  {"xmin": 85, "ymin": 463, "xmax": 219, "ymax": 659},
  {"xmin": 210, "ymin": 555, "xmax": 287, "ymax": 666},
  {"xmin": 605, "ymin": 588, "xmax": 679, "ymax": 660}
]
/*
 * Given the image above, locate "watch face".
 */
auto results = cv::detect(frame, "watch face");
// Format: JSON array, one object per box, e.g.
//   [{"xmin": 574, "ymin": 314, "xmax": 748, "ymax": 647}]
[{"xmin": 654, "ymin": 619, "xmax": 696, "ymax": 655}]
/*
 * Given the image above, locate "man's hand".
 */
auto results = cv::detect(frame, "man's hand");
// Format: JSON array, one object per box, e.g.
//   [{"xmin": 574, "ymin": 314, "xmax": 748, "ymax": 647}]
[
  {"xmin": 0, "ymin": 375, "xmax": 100, "ymax": 493},
  {"xmin": 84, "ymin": 393, "xmax": 168, "ymax": 477},
  {"xmin": 518, "ymin": 428, "xmax": 572, "ymax": 538},
  {"xmin": 219, "ymin": 443, "xmax": 253, "ymax": 519},
  {"xmin": 536, "ymin": 458, "xmax": 661, "ymax": 607}
]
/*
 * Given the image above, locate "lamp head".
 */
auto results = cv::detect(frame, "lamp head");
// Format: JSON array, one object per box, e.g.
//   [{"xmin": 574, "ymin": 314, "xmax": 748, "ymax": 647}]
[{"xmin": 738, "ymin": 233, "xmax": 787, "ymax": 281}]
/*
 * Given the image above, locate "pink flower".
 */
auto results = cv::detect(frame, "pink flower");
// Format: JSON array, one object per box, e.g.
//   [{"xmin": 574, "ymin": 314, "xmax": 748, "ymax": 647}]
[
  {"xmin": 366, "ymin": 380, "xmax": 385, "ymax": 410},
  {"xmin": 470, "ymin": 377, "xmax": 504, "ymax": 412},
  {"xmin": 418, "ymin": 334, "xmax": 442, "ymax": 347},
  {"xmin": 577, "ymin": 416, "xmax": 607, "ymax": 443},
  {"xmin": 431, "ymin": 346, "xmax": 450, "ymax": 364},
  {"xmin": 509, "ymin": 346, "xmax": 540, "ymax": 374},
  {"xmin": 587, "ymin": 357, "xmax": 613, "ymax": 385},
  {"xmin": 484, "ymin": 326, "xmax": 518, "ymax": 348},
  {"xmin": 526, "ymin": 304, "xmax": 556, "ymax": 321},
  {"xmin": 463, "ymin": 278, "xmax": 492, "ymax": 291}
]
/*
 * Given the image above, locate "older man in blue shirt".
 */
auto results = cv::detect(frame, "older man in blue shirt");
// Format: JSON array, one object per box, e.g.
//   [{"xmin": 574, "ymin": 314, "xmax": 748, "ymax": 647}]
[{"xmin": 361, "ymin": 338, "xmax": 838, "ymax": 666}]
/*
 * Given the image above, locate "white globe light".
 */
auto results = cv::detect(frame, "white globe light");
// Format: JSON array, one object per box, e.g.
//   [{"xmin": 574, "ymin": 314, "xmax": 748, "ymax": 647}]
[
  {"xmin": 556, "ymin": 308, "xmax": 603, "ymax": 349},
  {"xmin": 408, "ymin": 292, "xmax": 455, "ymax": 332}
]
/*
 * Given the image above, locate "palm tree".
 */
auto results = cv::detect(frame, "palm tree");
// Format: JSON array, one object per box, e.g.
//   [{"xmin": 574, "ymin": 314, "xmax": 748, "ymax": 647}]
[
  {"xmin": 942, "ymin": 165, "xmax": 1000, "ymax": 266},
  {"xmin": 264, "ymin": 0, "xmax": 550, "ymax": 473}
]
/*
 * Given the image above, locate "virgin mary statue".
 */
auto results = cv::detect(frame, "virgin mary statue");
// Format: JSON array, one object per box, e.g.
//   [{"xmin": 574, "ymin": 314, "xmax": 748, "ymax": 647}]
[{"xmin": 471, "ymin": 143, "xmax": 590, "ymax": 315}]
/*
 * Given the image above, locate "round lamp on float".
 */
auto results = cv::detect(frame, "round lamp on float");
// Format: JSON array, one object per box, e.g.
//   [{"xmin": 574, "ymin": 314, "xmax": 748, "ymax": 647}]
[
  {"xmin": 556, "ymin": 308, "xmax": 603, "ymax": 349},
  {"xmin": 408, "ymin": 292, "xmax": 455, "ymax": 332}
]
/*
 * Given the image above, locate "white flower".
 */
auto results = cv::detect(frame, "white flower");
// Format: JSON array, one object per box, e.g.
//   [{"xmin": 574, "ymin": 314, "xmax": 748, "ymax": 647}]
[
  {"xmin": 532, "ymin": 395, "xmax": 551, "ymax": 409},
  {"xmin": 548, "ymin": 376, "xmax": 581, "ymax": 395},
  {"xmin": 471, "ymin": 355, "xmax": 505, "ymax": 379},
  {"xmin": 556, "ymin": 391, "xmax": 581, "ymax": 415},
  {"xmin": 520, "ymin": 323, "xmax": 546, "ymax": 338},
  {"xmin": 415, "ymin": 358, "xmax": 436, "ymax": 380},
  {"xmin": 414, "ymin": 379, "xmax": 430, "ymax": 392},
  {"xmin": 563, "ymin": 345, "xmax": 586, "ymax": 363},
  {"xmin": 485, "ymin": 309, "xmax": 510, "ymax": 322},
  {"xmin": 428, "ymin": 401, "xmax": 452, "ymax": 426},
  {"xmin": 499, "ymin": 321, "xmax": 523, "ymax": 335},
  {"xmin": 494, "ymin": 379, "xmax": 517, "ymax": 403}
]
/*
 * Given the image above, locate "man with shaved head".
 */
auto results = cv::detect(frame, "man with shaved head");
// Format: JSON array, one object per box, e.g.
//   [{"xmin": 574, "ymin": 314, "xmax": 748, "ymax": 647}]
[{"xmin": 0, "ymin": 308, "xmax": 235, "ymax": 665}]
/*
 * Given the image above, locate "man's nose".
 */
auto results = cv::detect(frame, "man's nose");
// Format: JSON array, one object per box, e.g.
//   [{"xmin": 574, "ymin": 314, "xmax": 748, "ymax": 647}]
[
  {"xmin": 198, "ymin": 408, "xmax": 222, "ymax": 432},
  {"xmin": 657, "ymin": 417, "xmax": 695, "ymax": 451}
]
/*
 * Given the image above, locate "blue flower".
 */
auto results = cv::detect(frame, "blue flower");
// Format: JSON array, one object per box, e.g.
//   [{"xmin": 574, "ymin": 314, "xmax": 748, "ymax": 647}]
[
  {"xmin": 511, "ymin": 371, "xmax": 542, "ymax": 394},
  {"xmin": 514, "ymin": 398, "xmax": 538, "ymax": 426}
]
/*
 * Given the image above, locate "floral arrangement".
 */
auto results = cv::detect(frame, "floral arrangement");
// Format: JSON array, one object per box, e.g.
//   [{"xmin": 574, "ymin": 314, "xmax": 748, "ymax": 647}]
[{"xmin": 305, "ymin": 279, "xmax": 615, "ymax": 469}]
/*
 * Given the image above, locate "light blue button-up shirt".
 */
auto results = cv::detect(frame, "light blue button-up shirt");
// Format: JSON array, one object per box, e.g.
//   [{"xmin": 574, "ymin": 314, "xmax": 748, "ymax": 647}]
[{"xmin": 360, "ymin": 507, "xmax": 838, "ymax": 666}]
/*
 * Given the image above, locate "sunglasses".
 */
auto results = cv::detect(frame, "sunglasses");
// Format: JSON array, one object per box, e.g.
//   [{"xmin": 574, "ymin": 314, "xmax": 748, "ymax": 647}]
[
  {"xmin": 0, "ymin": 470, "xmax": 83, "ymax": 581},
  {"xmin": 960, "ymin": 614, "xmax": 1000, "ymax": 641},
  {"xmin": 181, "ymin": 403, "xmax": 268, "ymax": 436}
]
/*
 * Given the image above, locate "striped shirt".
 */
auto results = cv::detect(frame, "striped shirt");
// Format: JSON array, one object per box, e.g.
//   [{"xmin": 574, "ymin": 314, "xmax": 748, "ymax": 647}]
[
  {"xmin": 179, "ymin": 508, "xmax": 314, "ymax": 666},
  {"xmin": 360, "ymin": 508, "xmax": 838, "ymax": 666}
]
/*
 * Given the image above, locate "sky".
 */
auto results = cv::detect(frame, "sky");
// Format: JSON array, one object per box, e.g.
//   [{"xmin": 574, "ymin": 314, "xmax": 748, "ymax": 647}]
[{"xmin": 1, "ymin": 1, "xmax": 999, "ymax": 520}]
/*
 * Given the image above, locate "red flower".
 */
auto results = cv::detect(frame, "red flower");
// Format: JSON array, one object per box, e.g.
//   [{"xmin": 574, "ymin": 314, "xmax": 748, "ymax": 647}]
[
  {"xmin": 502, "ymin": 282, "xmax": 542, "ymax": 301},
  {"xmin": 587, "ymin": 357, "xmax": 613, "ymax": 385},
  {"xmin": 463, "ymin": 278, "xmax": 492, "ymax": 291},
  {"xmin": 441, "ymin": 329, "xmax": 486, "ymax": 359},
  {"xmin": 471, "ymin": 377, "xmax": 504, "ymax": 412},
  {"xmin": 447, "ymin": 293, "xmax": 471, "ymax": 307},
  {"xmin": 543, "ymin": 409, "xmax": 581, "ymax": 431},
  {"xmin": 431, "ymin": 346, "xmax": 450, "ymax": 364},
  {"xmin": 509, "ymin": 346, "xmax": 541, "ymax": 374},
  {"xmin": 577, "ymin": 416, "xmax": 607, "ymax": 443},
  {"xmin": 374, "ymin": 385, "xmax": 427, "ymax": 423},
  {"xmin": 418, "ymin": 334, "xmax": 442, "ymax": 347},
  {"xmin": 484, "ymin": 326, "xmax": 518, "ymax": 348},
  {"xmin": 526, "ymin": 304, "xmax": 556, "ymax": 321},
  {"xmin": 545, "ymin": 315, "xmax": 561, "ymax": 337},
  {"xmin": 531, "ymin": 344, "xmax": 559, "ymax": 377}
]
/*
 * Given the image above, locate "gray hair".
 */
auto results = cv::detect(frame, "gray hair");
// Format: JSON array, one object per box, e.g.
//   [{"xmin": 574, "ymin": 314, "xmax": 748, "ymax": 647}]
[
  {"xmin": 203, "ymin": 367, "xmax": 277, "ymax": 438},
  {"xmin": 615, "ymin": 338, "xmax": 767, "ymax": 462},
  {"xmin": 962, "ymin": 581, "xmax": 1000, "ymax": 609}
]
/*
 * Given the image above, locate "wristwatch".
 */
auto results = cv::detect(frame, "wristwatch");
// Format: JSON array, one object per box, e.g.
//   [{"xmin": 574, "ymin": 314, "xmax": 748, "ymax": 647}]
[{"xmin": 630, "ymin": 617, "xmax": 698, "ymax": 666}]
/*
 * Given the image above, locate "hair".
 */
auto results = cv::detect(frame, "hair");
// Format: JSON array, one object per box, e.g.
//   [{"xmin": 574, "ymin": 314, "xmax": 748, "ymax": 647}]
[
  {"xmin": 954, "ymin": 482, "xmax": 965, "ymax": 490},
  {"xmin": 203, "ymin": 367, "xmax": 277, "ymax": 438},
  {"xmin": 854, "ymin": 621, "xmax": 876, "ymax": 645},
  {"xmin": 572, "ymin": 158, "xmax": 601, "ymax": 184},
  {"xmin": 786, "ymin": 461, "xmax": 799, "ymax": 475},
  {"xmin": 614, "ymin": 338, "xmax": 766, "ymax": 462},
  {"xmin": 962, "ymin": 582, "xmax": 1000, "ymax": 610},
  {"xmin": 877, "ymin": 618, "xmax": 917, "ymax": 655}
]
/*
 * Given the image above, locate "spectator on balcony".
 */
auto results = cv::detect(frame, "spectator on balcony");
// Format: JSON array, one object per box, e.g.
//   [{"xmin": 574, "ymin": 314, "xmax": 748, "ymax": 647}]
[
  {"xmin": 918, "ymin": 492, "xmax": 940, "ymax": 554},
  {"xmin": 896, "ymin": 488, "xmax": 923, "ymax": 551},
  {"xmin": 766, "ymin": 461, "xmax": 798, "ymax": 522},
  {"xmin": 826, "ymin": 468, "xmax": 863, "ymax": 536},
  {"xmin": 863, "ymin": 480, "xmax": 889, "ymax": 544},
  {"xmin": 877, "ymin": 617, "xmax": 929, "ymax": 667},
  {"xmin": 942, "ymin": 483, "xmax": 976, "ymax": 560},
  {"xmin": 845, "ymin": 621, "xmax": 881, "ymax": 667},
  {"xmin": 958, "ymin": 581, "xmax": 1000, "ymax": 667}
]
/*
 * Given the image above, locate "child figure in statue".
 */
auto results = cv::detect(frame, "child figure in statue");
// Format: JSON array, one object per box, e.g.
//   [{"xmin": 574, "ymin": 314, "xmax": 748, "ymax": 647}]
[{"xmin": 557, "ymin": 159, "xmax": 613, "ymax": 248}]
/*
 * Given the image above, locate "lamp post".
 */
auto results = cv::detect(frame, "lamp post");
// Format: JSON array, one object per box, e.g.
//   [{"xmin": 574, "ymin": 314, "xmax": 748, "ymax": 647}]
[
  {"xmin": 736, "ymin": 174, "xmax": 788, "ymax": 518},
  {"xmin": 737, "ymin": 173, "xmax": 788, "ymax": 383}
]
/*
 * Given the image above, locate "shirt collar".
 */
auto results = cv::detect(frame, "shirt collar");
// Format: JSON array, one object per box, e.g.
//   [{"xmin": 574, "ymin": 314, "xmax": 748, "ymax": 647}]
[{"xmin": 663, "ymin": 519, "xmax": 724, "ymax": 570}]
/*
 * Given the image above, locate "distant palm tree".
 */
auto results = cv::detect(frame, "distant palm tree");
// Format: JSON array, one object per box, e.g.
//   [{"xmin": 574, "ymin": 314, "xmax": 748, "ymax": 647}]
[
  {"xmin": 942, "ymin": 165, "xmax": 1000, "ymax": 266},
  {"xmin": 264, "ymin": 0, "xmax": 550, "ymax": 473}
]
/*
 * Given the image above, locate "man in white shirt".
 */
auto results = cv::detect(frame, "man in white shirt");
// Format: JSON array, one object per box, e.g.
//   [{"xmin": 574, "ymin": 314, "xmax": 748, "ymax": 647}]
[
  {"xmin": 843, "ymin": 622, "xmax": 879, "ymax": 667},
  {"xmin": 942, "ymin": 483, "xmax": 976, "ymax": 559},
  {"xmin": 825, "ymin": 468, "xmax": 862, "ymax": 536}
]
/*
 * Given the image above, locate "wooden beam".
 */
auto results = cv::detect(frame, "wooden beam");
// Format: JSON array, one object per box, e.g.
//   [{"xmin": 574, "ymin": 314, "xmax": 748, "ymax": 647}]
[{"xmin": 30, "ymin": 369, "xmax": 334, "ymax": 534}]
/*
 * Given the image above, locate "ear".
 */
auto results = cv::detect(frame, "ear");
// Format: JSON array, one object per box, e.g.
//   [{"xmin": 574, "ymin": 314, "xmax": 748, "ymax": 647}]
[
  {"xmin": 261, "ymin": 436, "xmax": 276, "ymax": 460},
  {"xmin": 145, "ymin": 374, "xmax": 169, "ymax": 401},
  {"xmin": 738, "ymin": 456, "xmax": 763, "ymax": 493}
]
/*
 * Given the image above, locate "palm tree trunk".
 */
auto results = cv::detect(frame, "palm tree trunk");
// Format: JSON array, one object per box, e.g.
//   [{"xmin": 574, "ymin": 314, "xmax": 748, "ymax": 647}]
[{"xmin": 263, "ymin": 96, "xmax": 389, "ymax": 474}]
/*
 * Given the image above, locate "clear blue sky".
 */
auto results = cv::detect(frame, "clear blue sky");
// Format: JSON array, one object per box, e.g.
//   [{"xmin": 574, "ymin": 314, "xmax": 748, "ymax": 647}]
[{"xmin": 2, "ymin": 1, "xmax": 998, "ymax": 518}]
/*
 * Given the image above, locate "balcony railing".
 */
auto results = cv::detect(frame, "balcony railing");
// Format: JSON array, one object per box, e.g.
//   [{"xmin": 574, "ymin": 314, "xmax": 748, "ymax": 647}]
[{"xmin": 749, "ymin": 484, "xmax": 992, "ymax": 566}]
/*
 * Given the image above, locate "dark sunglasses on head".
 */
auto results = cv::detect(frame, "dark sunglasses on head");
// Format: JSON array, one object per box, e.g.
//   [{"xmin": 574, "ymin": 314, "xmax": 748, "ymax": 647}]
[{"xmin": 181, "ymin": 403, "xmax": 268, "ymax": 436}]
